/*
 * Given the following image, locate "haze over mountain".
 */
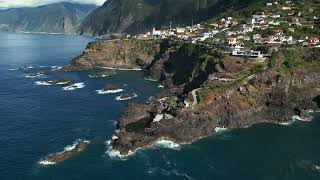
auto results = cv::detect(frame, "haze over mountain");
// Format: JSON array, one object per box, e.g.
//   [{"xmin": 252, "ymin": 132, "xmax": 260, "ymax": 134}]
[
  {"xmin": 0, "ymin": 1, "xmax": 97, "ymax": 33},
  {"xmin": 79, "ymin": 0, "xmax": 264, "ymax": 36}
]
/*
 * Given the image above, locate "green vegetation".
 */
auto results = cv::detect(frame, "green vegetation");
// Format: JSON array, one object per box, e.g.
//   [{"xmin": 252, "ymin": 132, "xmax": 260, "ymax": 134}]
[{"xmin": 164, "ymin": 42, "xmax": 222, "ymax": 86}]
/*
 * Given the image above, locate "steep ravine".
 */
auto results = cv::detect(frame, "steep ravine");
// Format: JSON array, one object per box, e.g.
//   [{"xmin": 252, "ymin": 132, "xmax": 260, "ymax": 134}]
[{"xmin": 63, "ymin": 39, "xmax": 320, "ymax": 156}]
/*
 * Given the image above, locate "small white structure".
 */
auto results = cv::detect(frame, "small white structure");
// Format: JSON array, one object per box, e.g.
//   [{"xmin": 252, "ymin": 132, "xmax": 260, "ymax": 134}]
[
  {"xmin": 176, "ymin": 27, "xmax": 186, "ymax": 34},
  {"xmin": 232, "ymin": 50, "xmax": 264, "ymax": 59},
  {"xmin": 227, "ymin": 37, "xmax": 237, "ymax": 45},
  {"xmin": 152, "ymin": 28, "xmax": 162, "ymax": 36}
]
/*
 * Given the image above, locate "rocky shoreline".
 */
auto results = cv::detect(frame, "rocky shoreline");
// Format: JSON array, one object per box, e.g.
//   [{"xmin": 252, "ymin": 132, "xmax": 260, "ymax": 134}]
[{"xmin": 62, "ymin": 39, "xmax": 320, "ymax": 156}]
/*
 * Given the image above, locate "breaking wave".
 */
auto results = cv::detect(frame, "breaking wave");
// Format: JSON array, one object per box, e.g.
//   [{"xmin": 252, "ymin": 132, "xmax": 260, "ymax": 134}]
[
  {"xmin": 34, "ymin": 81, "xmax": 52, "ymax": 86},
  {"xmin": 96, "ymin": 89, "xmax": 124, "ymax": 94},
  {"xmin": 280, "ymin": 115, "xmax": 309, "ymax": 126},
  {"xmin": 115, "ymin": 93, "xmax": 138, "ymax": 101},
  {"xmin": 25, "ymin": 72, "xmax": 46, "ymax": 78},
  {"xmin": 51, "ymin": 66, "xmax": 62, "ymax": 71},
  {"xmin": 62, "ymin": 83, "xmax": 85, "ymax": 91},
  {"xmin": 215, "ymin": 127, "xmax": 229, "ymax": 134},
  {"xmin": 152, "ymin": 140, "xmax": 181, "ymax": 150}
]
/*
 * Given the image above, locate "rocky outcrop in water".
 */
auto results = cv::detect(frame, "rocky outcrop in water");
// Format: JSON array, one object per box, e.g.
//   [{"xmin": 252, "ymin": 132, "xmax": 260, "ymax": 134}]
[{"xmin": 39, "ymin": 140, "xmax": 89, "ymax": 164}]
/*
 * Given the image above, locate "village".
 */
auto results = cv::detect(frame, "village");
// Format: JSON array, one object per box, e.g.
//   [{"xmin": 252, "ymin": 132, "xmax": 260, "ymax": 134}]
[{"xmin": 132, "ymin": 0, "xmax": 320, "ymax": 60}]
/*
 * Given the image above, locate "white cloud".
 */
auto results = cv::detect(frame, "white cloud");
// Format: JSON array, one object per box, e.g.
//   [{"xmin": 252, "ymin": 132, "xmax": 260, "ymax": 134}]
[{"xmin": 0, "ymin": 0, "xmax": 106, "ymax": 8}]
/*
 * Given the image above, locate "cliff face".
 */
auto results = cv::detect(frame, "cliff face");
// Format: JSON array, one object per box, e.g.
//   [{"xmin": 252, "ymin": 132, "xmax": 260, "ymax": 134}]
[
  {"xmin": 63, "ymin": 39, "xmax": 320, "ymax": 155},
  {"xmin": 110, "ymin": 46, "xmax": 320, "ymax": 155},
  {"xmin": 63, "ymin": 39, "xmax": 160, "ymax": 71},
  {"xmin": 112, "ymin": 68, "xmax": 320, "ymax": 155}
]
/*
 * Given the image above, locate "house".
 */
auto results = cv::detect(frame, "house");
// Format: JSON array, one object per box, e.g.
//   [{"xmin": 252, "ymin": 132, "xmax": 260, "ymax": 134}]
[
  {"xmin": 152, "ymin": 28, "xmax": 162, "ymax": 36},
  {"xmin": 226, "ymin": 31, "xmax": 236, "ymax": 36},
  {"xmin": 266, "ymin": 3, "xmax": 273, "ymax": 6},
  {"xmin": 309, "ymin": 38, "xmax": 320, "ymax": 45},
  {"xmin": 253, "ymin": 34, "xmax": 262, "ymax": 39},
  {"xmin": 288, "ymin": 28, "xmax": 295, "ymax": 32},
  {"xmin": 230, "ymin": 42, "xmax": 245, "ymax": 51},
  {"xmin": 265, "ymin": 35, "xmax": 280, "ymax": 44},
  {"xmin": 282, "ymin": 7, "xmax": 292, "ymax": 11},
  {"xmin": 211, "ymin": 30, "xmax": 220, "ymax": 35},
  {"xmin": 273, "ymin": 29, "xmax": 284, "ymax": 36},
  {"xmin": 227, "ymin": 37, "xmax": 237, "ymax": 45},
  {"xmin": 232, "ymin": 49, "xmax": 264, "ymax": 58},
  {"xmin": 176, "ymin": 27, "xmax": 186, "ymax": 34},
  {"xmin": 268, "ymin": 20, "xmax": 280, "ymax": 25},
  {"xmin": 271, "ymin": 15, "xmax": 281, "ymax": 18},
  {"xmin": 199, "ymin": 32, "xmax": 212, "ymax": 41}
]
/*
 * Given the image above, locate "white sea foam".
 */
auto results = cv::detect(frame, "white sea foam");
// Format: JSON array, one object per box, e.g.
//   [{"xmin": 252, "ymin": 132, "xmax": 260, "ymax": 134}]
[
  {"xmin": 105, "ymin": 138, "xmax": 181, "ymax": 160},
  {"xmin": 115, "ymin": 93, "xmax": 138, "ymax": 101},
  {"xmin": 38, "ymin": 160, "xmax": 56, "ymax": 165},
  {"xmin": 215, "ymin": 127, "xmax": 229, "ymax": 134},
  {"xmin": 112, "ymin": 135, "xmax": 118, "ymax": 140},
  {"xmin": 34, "ymin": 81, "xmax": 52, "ymax": 86},
  {"xmin": 88, "ymin": 74, "xmax": 110, "ymax": 78},
  {"xmin": 158, "ymin": 84, "xmax": 165, "ymax": 88},
  {"xmin": 96, "ymin": 89, "xmax": 123, "ymax": 94},
  {"xmin": 152, "ymin": 140, "xmax": 181, "ymax": 150},
  {"xmin": 280, "ymin": 115, "xmax": 307, "ymax": 126},
  {"xmin": 25, "ymin": 72, "xmax": 46, "ymax": 78},
  {"xmin": 62, "ymin": 83, "xmax": 85, "ymax": 91},
  {"xmin": 55, "ymin": 81, "xmax": 70, "ymax": 85},
  {"xmin": 63, "ymin": 139, "xmax": 90, "ymax": 152},
  {"xmin": 145, "ymin": 78, "xmax": 158, "ymax": 82},
  {"xmin": 51, "ymin": 66, "xmax": 62, "ymax": 71},
  {"xmin": 9, "ymin": 68, "xmax": 19, "ymax": 71},
  {"xmin": 102, "ymin": 67, "xmax": 142, "ymax": 71},
  {"xmin": 106, "ymin": 147, "xmax": 130, "ymax": 159}
]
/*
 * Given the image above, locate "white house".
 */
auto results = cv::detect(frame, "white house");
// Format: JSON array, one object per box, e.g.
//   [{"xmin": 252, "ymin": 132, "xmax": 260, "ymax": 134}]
[
  {"xmin": 232, "ymin": 50, "xmax": 264, "ymax": 58},
  {"xmin": 228, "ymin": 37, "xmax": 237, "ymax": 45},
  {"xmin": 152, "ymin": 28, "xmax": 162, "ymax": 36},
  {"xmin": 176, "ymin": 27, "xmax": 186, "ymax": 34}
]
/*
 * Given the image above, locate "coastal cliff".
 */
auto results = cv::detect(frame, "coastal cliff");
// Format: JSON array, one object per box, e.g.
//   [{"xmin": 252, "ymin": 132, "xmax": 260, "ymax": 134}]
[
  {"xmin": 62, "ymin": 39, "xmax": 160, "ymax": 71},
  {"xmin": 64, "ymin": 39, "xmax": 320, "ymax": 156}
]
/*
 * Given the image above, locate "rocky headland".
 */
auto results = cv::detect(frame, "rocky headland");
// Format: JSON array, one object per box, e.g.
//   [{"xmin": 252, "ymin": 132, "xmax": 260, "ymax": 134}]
[
  {"xmin": 63, "ymin": 39, "xmax": 320, "ymax": 156},
  {"xmin": 61, "ymin": 39, "xmax": 160, "ymax": 71}
]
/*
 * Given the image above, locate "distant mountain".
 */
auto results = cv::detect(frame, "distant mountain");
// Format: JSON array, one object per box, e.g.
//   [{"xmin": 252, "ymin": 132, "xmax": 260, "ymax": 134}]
[
  {"xmin": 0, "ymin": 2, "xmax": 97, "ymax": 34},
  {"xmin": 79, "ymin": 0, "xmax": 264, "ymax": 36}
]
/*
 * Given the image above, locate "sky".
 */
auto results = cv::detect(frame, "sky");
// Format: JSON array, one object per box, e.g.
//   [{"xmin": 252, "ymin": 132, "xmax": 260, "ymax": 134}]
[{"xmin": 0, "ymin": 0, "xmax": 106, "ymax": 8}]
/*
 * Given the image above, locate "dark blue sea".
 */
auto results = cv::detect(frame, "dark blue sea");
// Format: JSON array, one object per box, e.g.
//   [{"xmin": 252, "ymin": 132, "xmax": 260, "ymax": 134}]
[{"xmin": 0, "ymin": 33, "xmax": 319, "ymax": 180}]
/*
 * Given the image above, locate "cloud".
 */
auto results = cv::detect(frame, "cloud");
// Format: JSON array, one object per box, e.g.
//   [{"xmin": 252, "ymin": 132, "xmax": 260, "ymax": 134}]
[{"xmin": 0, "ymin": 0, "xmax": 106, "ymax": 8}]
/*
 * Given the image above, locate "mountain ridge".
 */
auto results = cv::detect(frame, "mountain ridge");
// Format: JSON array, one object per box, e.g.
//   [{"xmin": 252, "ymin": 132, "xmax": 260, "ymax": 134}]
[
  {"xmin": 79, "ymin": 0, "xmax": 266, "ymax": 36},
  {"xmin": 0, "ymin": 2, "xmax": 97, "ymax": 34}
]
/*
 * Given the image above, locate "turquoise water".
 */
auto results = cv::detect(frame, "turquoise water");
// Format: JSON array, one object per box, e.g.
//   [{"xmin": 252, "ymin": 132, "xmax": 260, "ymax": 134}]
[{"xmin": 0, "ymin": 33, "xmax": 319, "ymax": 180}]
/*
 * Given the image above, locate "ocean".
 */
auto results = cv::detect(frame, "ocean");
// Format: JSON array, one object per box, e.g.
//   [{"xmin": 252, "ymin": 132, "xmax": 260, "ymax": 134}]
[{"xmin": 0, "ymin": 33, "xmax": 319, "ymax": 180}]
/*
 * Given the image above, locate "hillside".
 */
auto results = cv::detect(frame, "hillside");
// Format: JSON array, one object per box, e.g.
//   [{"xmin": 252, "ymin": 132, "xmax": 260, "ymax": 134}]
[
  {"xmin": 79, "ymin": 0, "xmax": 265, "ymax": 36},
  {"xmin": 0, "ymin": 2, "xmax": 97, "ymax": 34}
]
